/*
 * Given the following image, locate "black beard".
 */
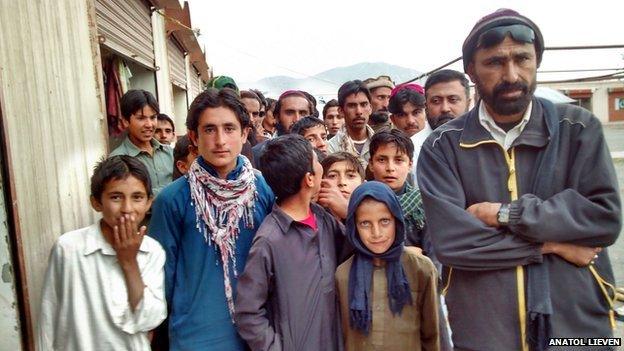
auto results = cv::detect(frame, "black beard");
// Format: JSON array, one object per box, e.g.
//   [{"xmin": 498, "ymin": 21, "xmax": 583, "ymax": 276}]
[
  {"xmin": 476, "ymin": 78, "xmax": 536, "ymax": 116},
  {"xmin": 427, "ymin": 113, "xmax": 454, "ymax": 130}
]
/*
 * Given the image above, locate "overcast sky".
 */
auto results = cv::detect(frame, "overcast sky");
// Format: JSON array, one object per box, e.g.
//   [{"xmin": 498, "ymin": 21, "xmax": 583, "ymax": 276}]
[{"xmin": 187, "ymin": 0, "xmax": 624, "ymax": 85}]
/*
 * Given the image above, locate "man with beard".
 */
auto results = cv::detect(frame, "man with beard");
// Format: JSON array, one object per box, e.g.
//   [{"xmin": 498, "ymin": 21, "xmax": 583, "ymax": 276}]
[
  {"xmin": 424, "ymin": 69, "xmax": 471, "ymax": 130},
  {"xmin": 327, "ymin": 80, "xmax": 375, "ymax": 167},
  {"xmin": 418, "ymin": 9, "xmax": 621, "ymax": 351},
  {"xmin": 251, "ymin": 90, "xmax": 312, "ymax": 168},
  {"xmin": 364, "ymin": 75, "xmax": 394, "ymax": 112},
  {"xmin": 410, "ymin": 70, "xmax": 470, "ymax": 186}
]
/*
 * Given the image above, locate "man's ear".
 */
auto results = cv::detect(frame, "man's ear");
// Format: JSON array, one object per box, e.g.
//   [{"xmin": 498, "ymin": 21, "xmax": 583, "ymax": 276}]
[
  {"xmin": 301, "ymin": 171, "xmax": 315, "ymax": 189},
  {"xmin": 90, "ymin": 196, "xmax": 102, "ymax": 212},
  {"xmin": 241, "ymin": 125, "xmax": 250, "ymax": 141},
  {"xmin": 188, "ymin": 130, "xmax": 199, "ymax": 147},
  {"xmin": 466, "ymin": 62, "xmax": 476, "ymax": 84},
  {"xmin": 121, "ymin": 117, "xmax": 130, "ymax": 129}
]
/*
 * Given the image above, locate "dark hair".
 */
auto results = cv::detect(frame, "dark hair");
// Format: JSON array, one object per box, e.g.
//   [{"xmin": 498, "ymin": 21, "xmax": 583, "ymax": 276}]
[
  {"xmin": 369, "ymin": 129, "xmax": 414, "ymax": 160},
  {"xmin": 274, "ymin": 91, "xmax": 312, "ymax": 118},
  {"xmin": 173, "ymin": 135, "xmax": 195, "ymax": 180},
  {"xmin": 322, "ymin": 99, "xmax": 339, "ymax": 119},
  {"xmin": 301, "ymin": 91, "xmax": 319, "ymax": 117},
  {"xmin": 186, "ymin": 88, "xmax": 250, "ymax": 133},
  {"xmin": 290, "ymin": 116, "xmax": 325, "ymax": 136},
  {"xmin": 156, "ymin": 113, "xmax": 175, "ymax": 133},
  {"xmin": 321, "ymin": 151, "xmax": 365, "ymax": 179},
  {"xmin": 424, "ymin": 69, "xmax": 470, "ymax": 99},
  {"xmin": 266, "ymin": 98, "xmax": 277, "ymax": 113},
  {"xmin": 91, "ymin": 155, "xmax": 152, "ymax": 201},
  {"xmin": 259, "ymin": 134, "xmax": 316, "ymax": 203},
  {"xmin": 250, "ymin": 89, "xmax": 267, "ymax": 108},
  {"xmin": 240, "ymin": 90, "xmax": 262, "ymax": 105},
  {"xmin": 369, "ymin": 111, "xmax": 390, "ymax": 124},
  {"xmin": 120, "ymin": 89, "xmax": 159, "ymax": 120},
  {"xmin": 338, "ymin": 80, "xmax": 371, "ymax": 108},
  {"xmin": 388, "ymin": 89, "xmax": 425, "ymax": 115}
]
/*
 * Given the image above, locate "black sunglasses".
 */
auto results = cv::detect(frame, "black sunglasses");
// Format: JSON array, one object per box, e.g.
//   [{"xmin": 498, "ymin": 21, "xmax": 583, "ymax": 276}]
[{"xmin": 477, "ymin": 24, "xmax": 535, "ymax": 49}]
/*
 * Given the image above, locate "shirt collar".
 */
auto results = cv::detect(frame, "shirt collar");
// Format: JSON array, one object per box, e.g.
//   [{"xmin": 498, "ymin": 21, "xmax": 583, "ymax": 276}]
[
  {"xmin": 121, "ymin": 136, "xmax": 164, "ymax": 157},
  {"xmin": 83, "ymin": 221, "xmax": 151, "ymax": 256},
  {"xmin": 271, "ymin": 203, "xmax": 325, "ymax": 234},
  {"xmin": 478, "ymin": 100, "xmax": 532, "ymax": 136}
]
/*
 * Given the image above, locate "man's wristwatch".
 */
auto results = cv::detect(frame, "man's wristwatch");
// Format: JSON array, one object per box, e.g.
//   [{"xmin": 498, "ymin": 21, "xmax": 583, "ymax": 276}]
[{"xmin": 497, "ymin": 203, "xmax": 510, "ymax": 226}]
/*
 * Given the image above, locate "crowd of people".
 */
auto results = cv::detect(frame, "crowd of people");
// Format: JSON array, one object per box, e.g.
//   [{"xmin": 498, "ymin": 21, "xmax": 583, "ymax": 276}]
[{"xmin": 36, "ymin": 8, "xmax": 621, "ymax": 351}]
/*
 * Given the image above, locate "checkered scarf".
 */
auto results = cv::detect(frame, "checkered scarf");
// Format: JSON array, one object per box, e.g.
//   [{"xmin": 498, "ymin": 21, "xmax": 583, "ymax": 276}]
[
  {"xmin": 398, "ymin": 183, "xmax": 425, "ymax": 230},
  {"xmin": 187, "ymin": 156, "xmax": 257, "ymax": 320}
]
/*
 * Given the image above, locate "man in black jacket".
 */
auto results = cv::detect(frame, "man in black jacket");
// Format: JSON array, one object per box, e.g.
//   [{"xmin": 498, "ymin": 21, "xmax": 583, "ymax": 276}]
[{"xmin": 417, "ymin": 8, "xmax": 621, "ymax": 351}]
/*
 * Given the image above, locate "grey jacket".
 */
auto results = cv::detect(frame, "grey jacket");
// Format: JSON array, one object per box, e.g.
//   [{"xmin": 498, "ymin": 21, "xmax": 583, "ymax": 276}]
[{"xmin": 417, "ymin": 98, "xmax": 621, "ymax": 351}]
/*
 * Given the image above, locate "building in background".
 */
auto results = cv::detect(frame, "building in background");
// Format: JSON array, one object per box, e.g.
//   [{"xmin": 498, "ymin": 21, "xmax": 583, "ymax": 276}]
[{"xmin": 0, "ymin": 1, "xmax": 210, "ymax": 349}]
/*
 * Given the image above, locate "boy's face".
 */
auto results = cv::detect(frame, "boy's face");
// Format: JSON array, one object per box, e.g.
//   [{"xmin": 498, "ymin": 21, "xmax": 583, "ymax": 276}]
[
  {"xmin": 369, "ymin": 143, "xmax": 413, "ymax": 191},
  {"xmin": 155, "ymin": 119, "xmax": 175, "ymax": 145},
  {"xmin": 90, "ymin": 175, "xmax": 152, "ymax": 234},
  {"xmin": 355, "ymin": 198, "xmax": 396, "ymax": 254},
  {"xmin": 324, "ymin": 160, "xmax": 363, "ymax": 199},
  {"xmin": 303, "ymin": 125, "xmax": 328, "ymax": 154},
  {"xmin": 189, "ymin": 106, "xmax": 248, "ymax": 179},
  {"xmin": 125, "ymin": 105, "xmax": 158, "ymax": 145}
]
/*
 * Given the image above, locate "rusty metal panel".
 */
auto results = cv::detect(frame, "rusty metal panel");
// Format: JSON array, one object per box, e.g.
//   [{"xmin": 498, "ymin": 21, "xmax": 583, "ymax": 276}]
[
  {"xmin": 0, "ymin": 0, "xmax": 107, "ymax": 345},
  {"xmin": 95, "ymin": 0, "xmax": 155, "ymax": 69},
  {"xmin": 168, "ymin": 38, "xmax": 186, "ymax": 89}
]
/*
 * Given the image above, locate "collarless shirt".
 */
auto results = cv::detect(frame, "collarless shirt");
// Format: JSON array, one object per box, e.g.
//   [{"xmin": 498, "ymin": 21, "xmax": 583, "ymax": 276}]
[
  {"xmin": 109, "ymin": 136, "xmax": 173, "ymax": 196},
  {"xmin": 37, "ymin": 223, "xmax": 167, "ymax": 351},
  {"xmin": 410, "ymin": 121, "xmax": 433, "ymax": 187},
  {"xmin": 478, "ymin": 101, "xmax": 533, "ymax": 150}
]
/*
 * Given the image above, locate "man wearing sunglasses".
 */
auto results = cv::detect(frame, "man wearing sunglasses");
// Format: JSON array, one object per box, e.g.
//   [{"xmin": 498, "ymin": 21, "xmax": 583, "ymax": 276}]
[{"xmin": 418, "ymin": 9, "xmax": 621, "ymax": 351}]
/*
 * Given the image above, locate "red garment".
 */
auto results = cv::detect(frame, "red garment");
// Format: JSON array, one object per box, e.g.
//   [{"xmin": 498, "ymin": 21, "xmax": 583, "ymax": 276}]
[
  {"xmin": 298, "ymin": 210, "xmax": 318, "ymax": 232},
  {"xmin": 104, "ymin": 57, "xmax": 125, "ymax": 136}
]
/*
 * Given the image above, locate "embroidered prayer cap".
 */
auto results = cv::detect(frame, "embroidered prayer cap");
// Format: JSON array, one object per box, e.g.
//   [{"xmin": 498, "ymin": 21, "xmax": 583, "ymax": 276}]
[
  {"xmin": 462, "ymin": 8, "xmax": 544, "ymax": 72},
  {"xmin": 390, "ymin": 83, "xmax": 425, "ymax": 99},
  {"xmin": 364, "ymin": 75, "xmax": 395, "ymax": 91}
]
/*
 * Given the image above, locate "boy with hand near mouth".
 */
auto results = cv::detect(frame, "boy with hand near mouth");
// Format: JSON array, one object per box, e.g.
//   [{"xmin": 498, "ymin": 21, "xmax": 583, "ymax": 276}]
[
  {"xmin": 37, "ymin": 155, "xmax": 167, "ymax": 351},
  {"xmin": 318, "ymin": 151, "xmax": 365, "ymax": 221}
]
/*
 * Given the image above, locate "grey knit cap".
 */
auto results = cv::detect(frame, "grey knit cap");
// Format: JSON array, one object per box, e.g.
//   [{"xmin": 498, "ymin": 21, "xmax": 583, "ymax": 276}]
[{"xmin": 462, "ymin": 8, "xmax": 544, "ymax": 72}]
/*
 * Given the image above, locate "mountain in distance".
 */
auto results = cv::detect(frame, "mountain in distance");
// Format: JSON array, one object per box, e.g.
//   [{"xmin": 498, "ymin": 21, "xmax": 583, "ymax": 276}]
[{"xmin": 241, "ymin": 62, "xmax": 424, "ymax": 102}]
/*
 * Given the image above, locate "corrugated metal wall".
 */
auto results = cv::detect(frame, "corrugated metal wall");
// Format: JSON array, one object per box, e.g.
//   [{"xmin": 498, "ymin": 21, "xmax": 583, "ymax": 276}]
[
  {"xmin": 189, "ymin": 66, "xmax": 202, "ymax": 102},
  {"xmin": 0, "ymin": 0, "xmax": 107, "ymax": 339},
  {"xmin": 168, "ymin": 38, "xmax": 187, "ymax": 90},
  {"xmin": 95, "ymin": 0, "xmax": 155, "ymax": 69}
]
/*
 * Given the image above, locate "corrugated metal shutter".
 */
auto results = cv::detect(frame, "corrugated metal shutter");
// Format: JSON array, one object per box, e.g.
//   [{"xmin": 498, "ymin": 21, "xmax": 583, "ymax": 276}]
[
  {"xmin": 189, "ymin": 66, "xmax": 201, "ymax": 101},
  {"xmin": 168, "ymin": 38, "xmax": 186, "ymax": 89},
  {"xmin": 95, "ymin": 0, "xmax": 155, "ymax": 69}
]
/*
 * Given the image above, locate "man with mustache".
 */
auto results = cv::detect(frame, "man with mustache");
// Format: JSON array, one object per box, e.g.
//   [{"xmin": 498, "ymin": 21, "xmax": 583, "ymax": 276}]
[
  {"xmin": 327, "ymin": 80, "xmax": 375, "ymax": 167},
  {"xmin": 364, "ymin": 75, "xmax": 395, "ymax": 112},
  {"xmin": 418, "ymin": 9, "xmax": 621, "ymax": 351},
  {"xmin": 109, "ymin": 89, "xmax": 173, "ymax": 196},
  {"xmin": 410, "ymin": 70, "xmax": 471, "ymax": 186}
]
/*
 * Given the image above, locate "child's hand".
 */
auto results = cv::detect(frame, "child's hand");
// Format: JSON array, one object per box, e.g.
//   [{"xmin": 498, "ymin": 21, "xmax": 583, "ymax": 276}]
[
  {"xmin": 113, "ymin": 214, "xmax": 145, "ymax": 266},
  {"xmin": 317, "ymin": 180, "xmax": 348, "ymax": 219}
]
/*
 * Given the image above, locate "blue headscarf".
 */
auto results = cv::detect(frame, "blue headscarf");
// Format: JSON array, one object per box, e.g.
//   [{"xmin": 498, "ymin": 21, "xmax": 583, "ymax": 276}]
[{"xmin": 346, "ymin": 181, "xmax": 412, "ymax": 334}]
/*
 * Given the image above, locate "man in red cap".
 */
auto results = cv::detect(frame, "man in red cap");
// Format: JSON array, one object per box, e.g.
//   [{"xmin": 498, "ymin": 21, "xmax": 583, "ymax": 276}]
[{"xmin": 418, "ymin": 8, "xmax": 621, "ymax": 351}]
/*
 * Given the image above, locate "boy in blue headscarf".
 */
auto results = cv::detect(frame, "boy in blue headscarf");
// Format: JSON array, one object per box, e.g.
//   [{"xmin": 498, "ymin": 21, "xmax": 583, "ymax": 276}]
[{"xmin": 335, "ymin": 181, "xmax": 440, "ymax": 350}]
